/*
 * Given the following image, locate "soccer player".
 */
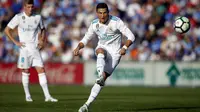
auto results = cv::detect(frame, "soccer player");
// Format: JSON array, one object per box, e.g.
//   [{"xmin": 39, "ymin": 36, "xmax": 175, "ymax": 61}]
[
  {"xmin": 73, "ymin": 3, "xmax": 135, "ymax": 112},
  {"xmin": 4, "ymin": 0, "xmax": 57, "ymax": 102}
]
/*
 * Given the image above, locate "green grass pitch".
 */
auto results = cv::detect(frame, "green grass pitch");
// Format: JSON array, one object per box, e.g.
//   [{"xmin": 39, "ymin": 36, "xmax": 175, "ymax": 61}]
[{"xmin": 0, "ymin": 84, "xmax": 200, "ymax": 112}]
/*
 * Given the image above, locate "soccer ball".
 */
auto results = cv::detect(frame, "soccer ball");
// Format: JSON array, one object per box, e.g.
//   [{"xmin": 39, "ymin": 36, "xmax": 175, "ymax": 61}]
[{"xmin": 174, "ymin": 16, "xmax": 190, "ymax": 34}]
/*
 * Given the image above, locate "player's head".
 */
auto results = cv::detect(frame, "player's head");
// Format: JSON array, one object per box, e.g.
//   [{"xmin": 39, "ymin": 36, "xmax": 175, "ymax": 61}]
[
  {"xmin": 23, "ymin": 0, "xmax": 34, "ymax": 16},
  {"xmin": 96, "ymin": 3, "xmax": 109, "ymax": 24}
]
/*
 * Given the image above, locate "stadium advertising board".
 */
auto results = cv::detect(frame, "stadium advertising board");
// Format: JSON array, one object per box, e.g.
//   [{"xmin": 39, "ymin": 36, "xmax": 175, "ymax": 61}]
[
  {"xmin": 170, "ymin": 62, "xmax": 200, "ymax": 87},
  {"xmin": 0, "ymin": 63, "xmax": 21, "ymax": 83},
  {"xmin": 0, "ymin": 63, "xmax": 83, "ymax": 84},
  {"xmin": 84, "ymin": 62, "xmax": 148, "ymax": 86},
  {"xmin": 84, "ymin": 62, "xmax": 200, "ymax": 87}
]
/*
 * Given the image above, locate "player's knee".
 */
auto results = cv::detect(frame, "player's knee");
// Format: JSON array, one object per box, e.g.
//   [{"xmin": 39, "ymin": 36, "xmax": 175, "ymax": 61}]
[
  {"xmin": 96, "ymin": 48, "xmax": 105, "ymax": 54},
  {"xmin": 98, "ymin": 53, "xmax": 105, "ymax": 57},
  {"xmin": 105, "ymin": 72, "xmax": 111, "ymax": 77},
  {"xmin": 36, "ymin": 67, "xmax": 45, "ymax": 74},
  {"xmin": 22, "ymin": 69, "xmax": 30, "ymax": 74}
]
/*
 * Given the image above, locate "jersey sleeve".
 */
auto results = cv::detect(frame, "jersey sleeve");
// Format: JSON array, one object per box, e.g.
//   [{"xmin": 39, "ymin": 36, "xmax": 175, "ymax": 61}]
[
  {"xmin": 117, "ymin": 19, "xmax": 135, "ymax": 42},
  {"xmin": 7, "ymin": 15, "xmax": 19, "ymax": 29},
  {"xmin": 80, "ymin": 23, "xmax": 95, "ymax": 45}
]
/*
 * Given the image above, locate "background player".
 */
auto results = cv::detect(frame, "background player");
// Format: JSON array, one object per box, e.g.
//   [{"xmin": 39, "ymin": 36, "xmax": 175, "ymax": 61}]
[
  {"xmin": 4, "ymin": 0, "xmax": 57, "ymax": 102},
  {"xmin": 73, "ymin": 3, "xmax": 135, "ymax": 112}
]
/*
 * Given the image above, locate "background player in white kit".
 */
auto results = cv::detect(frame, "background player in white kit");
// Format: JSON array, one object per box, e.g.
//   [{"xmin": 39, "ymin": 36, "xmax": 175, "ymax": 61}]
[
  {"xmin": 74, "ymin": 3, "xmax": 135, "ymax": 112},
  {"xmin": 4, "ymin": 0, "xmax": 57, "ymax": 102}
]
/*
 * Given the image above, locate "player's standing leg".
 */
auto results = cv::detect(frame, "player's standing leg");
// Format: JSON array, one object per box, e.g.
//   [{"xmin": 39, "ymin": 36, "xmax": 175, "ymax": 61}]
[
  {"xmin": 18, "ymin": 48, "xmax": 33, "ymax": 102},
  {"xmin": 35, "ymin": 67, "xmax": 58, "ymax": 102},
  {"xmin": 22, "ymin": 69, "xmax": 33, "ymax": 102}
]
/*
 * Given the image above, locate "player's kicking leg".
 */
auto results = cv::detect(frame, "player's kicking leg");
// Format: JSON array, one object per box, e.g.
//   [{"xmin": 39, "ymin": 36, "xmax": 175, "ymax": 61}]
[
  {"xmin": 95, "ymin": 48, "xmax": 106, "ymax": 86},
  {"xmin": 35, "ymin": 67, "xmax": 58, "ymax": 102}
]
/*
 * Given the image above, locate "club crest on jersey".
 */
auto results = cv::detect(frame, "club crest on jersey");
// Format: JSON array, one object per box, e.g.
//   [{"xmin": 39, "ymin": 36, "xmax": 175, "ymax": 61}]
[
  {"xmin": 22, "ymin": 16, "xmax": 26, "ymax": 23},
  {"xmin": 22, "ymin": 16, "xmax": 25, "ymax": 20}
]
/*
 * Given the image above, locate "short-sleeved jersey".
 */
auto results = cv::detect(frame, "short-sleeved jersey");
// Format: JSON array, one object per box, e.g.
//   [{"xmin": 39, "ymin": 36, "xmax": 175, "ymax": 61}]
[
  {"xmin": 7, "ymin": 12, "xmax": 44, "ymax": 44},
  {"xmin": 80, "ymin": 15, "xmax": 135, "ymax": 54}
]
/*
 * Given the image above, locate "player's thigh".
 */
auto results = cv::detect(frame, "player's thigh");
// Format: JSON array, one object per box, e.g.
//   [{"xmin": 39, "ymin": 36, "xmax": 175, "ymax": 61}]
[
  {"xmin": 17, "ymin": 48, "xmax": 31, "ymax": 69},
  {"xmin": 96, "ymin": 48, "xmax": 105, "ymax": 54},
  {"xmin": 104, "ymin": 54, "xmax": 121, "ymax": 75},
  {"xmin": 32, "ymin": 50, "xmax": 44, "ymax": 68}
]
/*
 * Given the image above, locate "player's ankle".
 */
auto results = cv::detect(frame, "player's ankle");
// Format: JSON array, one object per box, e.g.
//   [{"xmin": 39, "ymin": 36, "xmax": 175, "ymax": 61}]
[{"xmin": 85, "ymin": 103, "xmax": 89, "ymax": 107}]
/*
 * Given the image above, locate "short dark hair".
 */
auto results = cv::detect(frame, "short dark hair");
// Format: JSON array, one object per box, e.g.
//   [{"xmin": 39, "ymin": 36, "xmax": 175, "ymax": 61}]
[
  {"xmin": 96, "ymin": 3, "xmax": 109, "ymax": 13},
  {"xmin": 24, "ymin": 0, "xmax": 34, "ymax": 5}
]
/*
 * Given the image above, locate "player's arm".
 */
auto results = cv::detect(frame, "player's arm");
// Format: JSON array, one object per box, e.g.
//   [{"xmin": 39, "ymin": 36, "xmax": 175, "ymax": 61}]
[
  {"xmin": 38, "ymin": 16, "xmax": 46, "ymax": 50},
  {"xmin": 4, "ymin": 27, "xmax": 17, "ymax": 44},
  {"xmin": 73, "ymin": 42, "xmax": 84, "ymax": 56},
  {"xmin": 73, "ymin": 23, "xmax": 95, "ymax": 56},
  {"xmin": 4, "ymin": 15, "xmax": 25, "ymax": 47},
  {"xmin": 37, "ymin": 28, "xmax": 46, "ymax": 50},
  {"xmin": 117, "ymin": 19, "xmax": 135, "ymax": 55}
]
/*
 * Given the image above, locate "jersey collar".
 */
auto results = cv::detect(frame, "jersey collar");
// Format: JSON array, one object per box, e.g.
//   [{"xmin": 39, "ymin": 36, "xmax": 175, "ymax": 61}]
[{"xmin": 23, "ymin": 12, "xmax": 30, "ymax": 18}]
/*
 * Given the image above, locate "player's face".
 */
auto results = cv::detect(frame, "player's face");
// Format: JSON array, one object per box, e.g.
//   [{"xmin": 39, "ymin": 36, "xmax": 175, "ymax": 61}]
[
  {"xmin": 24, "ymin": 4, "xmax": 34, "ymax": 16},
  {"xmin": 97, "ymin": 8, "xmax": 109, "ymax": 24}
]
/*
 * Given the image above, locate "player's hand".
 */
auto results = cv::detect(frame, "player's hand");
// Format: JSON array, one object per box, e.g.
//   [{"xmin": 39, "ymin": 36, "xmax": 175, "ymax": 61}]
[
  {"xmin": 15, "ymin": 41, "xmax": 26, "ymax": 48},
  {"xmin": 119, "ymin": 48, "xmax": 126, "ymax": 55},
  {"xmin": 37, "ymin": 41, "xmax": 44, "ymax": 50},
  {"xmin": 73, "ymin": 48, "xmax": 80, "ymax": 56}
]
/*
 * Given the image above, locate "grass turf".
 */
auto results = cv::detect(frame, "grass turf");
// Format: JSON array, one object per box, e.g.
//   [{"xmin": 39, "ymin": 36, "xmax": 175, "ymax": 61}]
[{"xmin": 0, "ymin": 84, "xmax": 200, "ymax": 112}]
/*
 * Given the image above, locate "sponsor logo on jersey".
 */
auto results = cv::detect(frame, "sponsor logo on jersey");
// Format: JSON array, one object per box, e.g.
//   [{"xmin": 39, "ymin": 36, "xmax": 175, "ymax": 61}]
[
  {"xmin": 107, "ymin": 27, "xmax": 113, "ymax": 32},
  {"xmin": 28, "ymin": 25, "xmax": 33, "ymax": 28},
  {"xmin": 34, "ymin": 20, "xmax": 37, "ymax": 24}
]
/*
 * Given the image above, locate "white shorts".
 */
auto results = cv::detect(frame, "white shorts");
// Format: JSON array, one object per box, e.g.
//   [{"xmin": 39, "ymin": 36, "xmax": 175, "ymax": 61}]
[
  {"xmin": 104, "ymin": 52, "xmax": 121, "ymax": 75},
  {"xmin": 96, "ymin": 45, "xmax": 121, "ymax": 75},
  {"xmin": 17, "ymin": 45, "xmax": 43, "ymax": 69}
]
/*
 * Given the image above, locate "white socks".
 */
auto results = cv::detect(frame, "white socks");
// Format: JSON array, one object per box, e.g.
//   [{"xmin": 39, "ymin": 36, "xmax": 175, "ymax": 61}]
[
  {"xmin": 96, "ymin": 53, "xmax": 105, "ymax": 77},
  {"xmin": 85, "ymin": 83, "xmax": 102, "ymax": 106},
  {"xmin": 22, "ymin": 72, "xmax": 31, "ymax": 98},
  {"xmin": 38, "ymin": 73, "xmax": 51, "ymax": 98},
  {"xmin": 85, "ymin": 53, "xmax": 105, "ymax": 106}
]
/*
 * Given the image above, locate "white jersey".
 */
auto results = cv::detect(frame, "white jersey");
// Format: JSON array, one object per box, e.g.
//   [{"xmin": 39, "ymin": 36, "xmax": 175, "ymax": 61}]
[
  {"xmin": 80, "ymin": 15, "xmax": 135, "ymax": 54},
  {"xmin": 7, "ymin": 12, "xmax": 44, "ymax": 45},
  {"xmin": 7, "ymin": 12, "xmax": 45, "ymax": 68}
]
